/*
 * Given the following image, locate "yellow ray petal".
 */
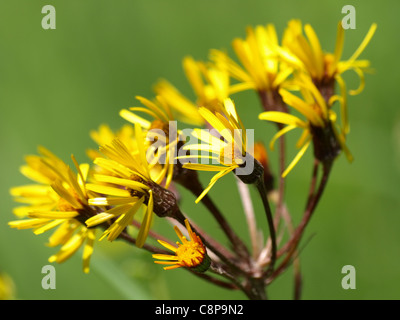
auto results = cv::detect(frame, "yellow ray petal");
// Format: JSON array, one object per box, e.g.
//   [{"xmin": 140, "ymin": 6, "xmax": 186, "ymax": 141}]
[
  {"xmin": 66, "ymin": 166, "xmax": 86, "ymax": 204},
  {"xmin": 259, "ymin": 111, "xmax": 308, "ymax": 128},
  {"xmin": 93, "ymin": 174, "xmax": 149, "ymax": 192},
  {"xmin": 348, "ymin": 67, "xmax": 365, "ymax": 96},
  {"xmin": 334, "ymin": 74, "xmax": 350, "ymax": 134},
  {"xmin": 191, "ymin": 128, "xmax": 226, "ymax": 150},
  {"xmin": 279, "ymin": 88, "xmax": 324, "ymax": 126},
  {"xmin": 183, "ymin": 163, "xmax": 227, "ymax": 172},
  {"xmin": 136, "ymin": 191, "xmax": 154, "ymax": 248},
  {"xmin": 152, "ymin": 254, "xmax": 179, "ymax": 261},
  {"xmin": 157, "ymin": 239, "xmax": 178, "ymax": 253},
  {"xmin": 51, "ymin": 180, "xmax": 81, "ymax": 209},
  {"xmin": 269, "ymin": 125, "xmax": 297, "ymax": 151},
  {"xmin": 330, "ymin": 21, "xmax": 345, "ymax": 76},
  {"xmin": 163, "ymin": 265, "xmax": 182, "ymax": 270},
  {"xmin": 173, "ymin": 225, "xmax": 188, "ymax": 244},
  {"xmin": 106, "ymin": 197, "xmax": 145, "ymax": 242},
  {"xmin": 28, "ymin": 211, "xmax": 79, "ymax": 219},
  {"xmin": 134, "ymin": 123, "xmax": 151, "ymax": 178},
  {"xmin": 135, "ymin": 95, "xmax": 170, "ymax": 122},
  {"xmin": 183, "ymin": 56, "xmax": 205, "ymax": 100},
  {"xmin": 85, "ymin": 184, "xmax": 131, "ymax": 198},
  {"xmin": 8, "ymin": 218, "xmax": 49, "ymax": 230},
  {"xmin": 49, "ymin": 230, "xmax": 86, "ymax": 264},
  {"xmin": 82, "ymin": 229, "xmax": 96, "ymax": 274},
  {"xmin": 198, "ymin": 108, "xmax": 233, "ymax": 144},
  {"xmin": 85, "ymin": 204, "xmax": 134, "ymax": 227},
  {"xmin": 88, "ymin": 197, "xmax": 137, "ymax": 206},
  {"xmin": 304, "ymin": 24, "xmax": 324, "ymax": 79},
  {"xmin": 282, "ymin": 139, "xmax": 311, "ymax": 178},
  {"xmin": 195, "ymin": 166, "xmax": 237, "ymax": 203},
  {"xmin": 47, "ymin": 221, "xmax": 78, "ymax": 246},
  {"xmin": 347, "ymin": 23, "xmax": 377, "ymax": 64},
  {"xmin": 119, "ymin": 109, "xmax": 151, "ymax": 129},
  {"xmin": 34, "ymin": 219, "xmax": 65, "ymax": 235}
]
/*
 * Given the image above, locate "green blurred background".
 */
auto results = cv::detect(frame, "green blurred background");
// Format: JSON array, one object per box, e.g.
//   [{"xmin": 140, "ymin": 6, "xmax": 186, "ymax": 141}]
[{"xmin": 0, "ymin": 0, "xmax": 399, "ymax": 300}]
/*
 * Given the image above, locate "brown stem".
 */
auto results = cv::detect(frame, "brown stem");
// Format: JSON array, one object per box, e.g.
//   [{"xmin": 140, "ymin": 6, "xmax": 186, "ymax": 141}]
[
  {"xmin": 306, "ymin": 159, "xmax": 320, "ymax": 209},
  {"xmin": 293, "ymin": 258, "xmax": 302, "ymax": 300},
  {"xmin": 246, "ymin": 277, "xmax": 268, "ymax": 300},
  {"xmin": 266, "ymin": 161, "xmax": 332, "ymax": 282},
  {"xmin": 291, "ymin": 159, "xmax": 318, "ymax": 299},
  {"xmin": 187, "ymin": 268, "xmax": 238, "ymax": 290},
  {"xmin": 117, "ymin": 231, "xmax": 169, "ymax": 255},
  {"xmin": 258, "ymin": 90, "xmax": 289, "ymax": 113}
]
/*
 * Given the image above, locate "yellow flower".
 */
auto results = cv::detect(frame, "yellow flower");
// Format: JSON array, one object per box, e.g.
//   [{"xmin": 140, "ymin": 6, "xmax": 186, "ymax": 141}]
[
  {"xmin": 281, "ymin": 20, "xmax": 377, "ymax": 95},
  {"xmin": 182, "ymin": 56, "xmax": 230, "ymax": 111},
  {"xmin": 153, "ymin": 219, "xmax": 210, "ymax": 272},
  {"xmin": 153, "ymin": 79, "xmax": 204, "ymax": 126},
  {"xmin": 119, "ymin": 96, "xmax": 174, "ymax": 133},
  {"xmin": 87, "ymin": 123, "xmax": 136, "ymax": 160},
  {"xmin": 153, "ymin": 56, "xmax": 232, "ymax": 126},
  {"xmin": 178, "ymin": 98, "xmax": 249, "ymax": 203},
  {"xmin": 85, "ymin": 124, "xmax": 162, "ymax": 247},
  {"xmin": 210, "ymin": 24, "xmax": 293, "ymax": 93},
  {"xmin": 259, "ymin": 74, "xmax": 352, "ymax": 177},
  {"xmin": 9, "ymin": 147, "xmax": 97, "ymax": 273},
  {"xmin": 86, "ymin": 127, "xmax": 180, "ymax": 247},
  {"xmin": 119, "ymin": 95, "xmax": 179, "ymax": 188}
]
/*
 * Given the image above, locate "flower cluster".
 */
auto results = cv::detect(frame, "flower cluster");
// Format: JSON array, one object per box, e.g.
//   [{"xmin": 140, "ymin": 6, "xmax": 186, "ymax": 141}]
[{"xmin": 9, "ymin": 19, "xmax": 376, "ymax": 299}]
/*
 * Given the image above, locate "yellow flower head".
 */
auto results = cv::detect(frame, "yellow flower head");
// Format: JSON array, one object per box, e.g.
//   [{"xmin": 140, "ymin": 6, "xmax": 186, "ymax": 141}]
[
  {"xmin": 153, "ymin": 79, "xmax": 204, "ymax": 126},
  {"xmin": 178, "ymin": 98, "xmax": 249, "ymax": 202},
  {"xmin": 153, "ymin": 219, "xmax": 210, "ymax": 272},
  {"xmin": 182, "ymin": 56, "xmax": 230, "ymax": 111},
  {"xmin": 88, "ymin": 123, "xmax": 136, "ymax": 160},
  {"xmin": 153, "ymin": 56, "xmax": 232, "ymax": 126},
  {"xmin": 281, "ymin": 20, "xmax": 377, "ymax": 94},
  {"xmin": 210, "ymin": 24, "xmax": 293, "ymax": 93},
  {"xmin": 259, "ymin": 74, "xmax": 352, "ymax": 176},
  {"xmin": 9, "ymin": 147, "xmax": 97, "ymax": 273},
  {"xmin": 119, "ymin": 95, "xmax": 179, "ymax": 188},
  {"xmin": 120, "ymin": 96, "xmax": 174, "ymax": 134},
  {"xmin": 85, "ymin": 127, "xmax": 155, "ymax": 247}
]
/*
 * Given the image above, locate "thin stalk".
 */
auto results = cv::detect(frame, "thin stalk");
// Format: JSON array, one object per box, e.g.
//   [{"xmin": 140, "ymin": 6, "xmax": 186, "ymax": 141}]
[
  {"xmin": 117, "ymin": 231, "xmax": 170, "ymax": 255},
  {"xmin": 246, "ymin": 277, "xmax": 267, "ymax": 300},
  {"xmin": 236, "ymin": 178, "xmax": 260, "ymax": 258},
  {"xmin": 210, "ymin": 262, "xmax": 266, "ymax": 300},
  {"xmin": 305, "ymin": 159, "xmax": 320, "ymax": 209},
  {"xmin": 267, "ymin": 161, "xmax": 332, "ymax": 282},
  {"xmin": 187, "ymin": 268, "xmax": 238, "ymax": 290},
  {"xmin": 255, "ymin": 177, "xmax": 277, "ymax": 277},
  {"xmin": 293, "ymin": 257, "xmax": 302, "ymax": 300}
]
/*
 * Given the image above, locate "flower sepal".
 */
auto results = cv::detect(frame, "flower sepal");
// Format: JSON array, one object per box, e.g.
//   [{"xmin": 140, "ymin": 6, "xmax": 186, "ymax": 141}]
[{"xmin": 310, "ymin": 121, "xmax": 341, "ymax": 164}]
